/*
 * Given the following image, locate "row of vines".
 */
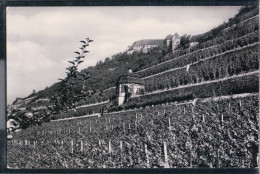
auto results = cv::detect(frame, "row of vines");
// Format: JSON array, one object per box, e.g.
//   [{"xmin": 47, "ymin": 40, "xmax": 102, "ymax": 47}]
[
  {"xmin": 7, "ymin": 94, "xmax": 258, "ymax": 168},
  {"xmin": 124, "ymin": 72, "xmax": 258, "ymax": 110},
  {"xmin": 75, "ymin": 87, "xmax": 116, "ymax": 106},
  {"xmin": 144, "ymin": 44, "xmax": 259, "ymax": 93},
  {"xmin": 52, "ymin": 102, "xmax": 109, "ymax": 120}
]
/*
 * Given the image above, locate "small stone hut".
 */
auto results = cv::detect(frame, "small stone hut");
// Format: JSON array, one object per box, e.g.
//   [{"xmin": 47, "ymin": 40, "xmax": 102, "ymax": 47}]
[{"xmin": 117, "ymin": 69, "xmax": 145, "ymax": 105}]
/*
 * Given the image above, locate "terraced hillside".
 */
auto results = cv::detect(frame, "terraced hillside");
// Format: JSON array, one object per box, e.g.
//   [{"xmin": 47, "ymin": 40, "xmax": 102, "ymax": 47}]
[{"xmin": 7, "ymin": 6, "xmax": 259, "ymax": 168}]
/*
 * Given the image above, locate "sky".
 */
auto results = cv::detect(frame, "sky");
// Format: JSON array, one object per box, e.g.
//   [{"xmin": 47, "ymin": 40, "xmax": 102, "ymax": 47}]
[{"xmin": 7, "ymin": 6, "xmax": 241, "ymax": 104}]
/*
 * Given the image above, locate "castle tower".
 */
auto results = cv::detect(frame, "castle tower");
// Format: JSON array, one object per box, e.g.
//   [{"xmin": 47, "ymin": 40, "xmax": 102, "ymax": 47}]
[
  {"xmin": 172, "ymin": 33, "xmax": 180, "ymax": 51},
  {"xmin": 165, "ymin": 34, "xmax": 173, "ymax": 46}
]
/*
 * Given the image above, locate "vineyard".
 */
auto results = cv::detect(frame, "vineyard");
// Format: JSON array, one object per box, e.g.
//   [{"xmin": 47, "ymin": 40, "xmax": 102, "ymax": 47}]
[
  {"xmin": 7, "ymin": 94, "xmax": 258, "ymax": 168},
  {"xmin": 80, "ymin": 11, "xmax": 259, "ymax": 105},
  {"xmin": 7, "ymin": 7, "xmax": 259, "ymax": 169},
  {"xmin": 124, "ymin": 71, "xmax": 258, "ymax": 110}
]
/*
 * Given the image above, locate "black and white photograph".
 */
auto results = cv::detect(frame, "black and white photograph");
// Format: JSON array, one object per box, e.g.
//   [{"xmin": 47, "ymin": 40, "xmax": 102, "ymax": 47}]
[{"xmin": 5, "ymin": 6, "xmax": 259, "ymax": 169}]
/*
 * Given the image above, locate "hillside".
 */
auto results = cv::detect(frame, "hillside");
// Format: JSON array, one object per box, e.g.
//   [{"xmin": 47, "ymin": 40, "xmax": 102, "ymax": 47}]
[
  {"xmin": 7, "ymin": 6, "xmax": 259, "ymax": 169},
  {"xmin": 8, "ymin": 6, "xmax": 259, "ymax": 128}
]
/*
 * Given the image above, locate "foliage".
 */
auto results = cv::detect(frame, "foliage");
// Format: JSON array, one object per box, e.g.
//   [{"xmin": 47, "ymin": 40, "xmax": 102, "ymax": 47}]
[
  {"xmin": 50, "ymin": 38, "xmax": 95, "ymax": 115},
  {"xmin": 7, "ymin": 95, "xmax": 259, "ymax": 168},
  {"xmin": 7, "ymin": 108, "xmax": 50, "ymax": 130},
  {"xmin": 177, "ymin": 34, "xmax": 191, "ymax": 50}
]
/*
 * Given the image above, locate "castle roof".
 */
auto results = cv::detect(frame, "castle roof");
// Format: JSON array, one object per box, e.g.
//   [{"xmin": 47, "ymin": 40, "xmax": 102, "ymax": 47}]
[
  {"xmin": 118, "ymin": 72, "xmax": 144, "ymax": 85},
  {"xmin": 132, "ymin": 39, "xmax": 164, "ymax": 47},
  {"xmin": 190, "ymin": 34, "xmax": 203, "ymax": 42}
]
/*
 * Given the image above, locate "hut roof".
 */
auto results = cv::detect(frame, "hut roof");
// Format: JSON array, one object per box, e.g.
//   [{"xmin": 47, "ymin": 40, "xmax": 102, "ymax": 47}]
[{"xmin": 118, "ymin": 72, "xmax": 144, "ymax": 85}]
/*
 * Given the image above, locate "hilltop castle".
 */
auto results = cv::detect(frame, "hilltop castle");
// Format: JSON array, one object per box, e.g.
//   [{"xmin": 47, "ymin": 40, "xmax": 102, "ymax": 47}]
[{"xmin": 127, "ymin": 33, "xmax": 180, "ymax": 54}]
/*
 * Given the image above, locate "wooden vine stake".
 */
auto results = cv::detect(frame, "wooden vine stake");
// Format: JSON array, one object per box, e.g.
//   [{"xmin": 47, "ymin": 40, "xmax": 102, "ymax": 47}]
[
  {"xmin": 192, "ymin": 106, "xmax": 195, "ymax": 119},
  {"xmin": 190, "ymin": 137, "xmax": 193, "ymax": 168},
  {"xmin": 80, "ymin": 140, "xmax": 83, "ymax": 152},
  {"xmin": 168, "ymin": 117, "xmax": 171, "ymax": 130},
  {"xmin": 120, "ymin": 141, "xmax": 123, "ymax": 151},
  {"xmin": 71, "ymin": 140, "xmax": 74, "ymax": 154},
  {"xmin": 163, "ymin": 142, "xmax": 169, "ymax": 167},
  {"xmin": 123, "ymin": 122, "xmax": 125, "ymax": 132},
  {"xmin": 144, "ymin": 144, "xmax": 149, "ymax": 167},
  {"xmin": 108, "ymin": 140, "xmax": 112, "ymax": 153},
  {"xmin": 217, "ymin": 149, "xmax": 220, "ymax": 168}
]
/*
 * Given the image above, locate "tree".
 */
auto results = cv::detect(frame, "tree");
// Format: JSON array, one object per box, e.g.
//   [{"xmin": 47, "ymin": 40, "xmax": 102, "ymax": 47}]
[
  {"xmin": 177, "ymin": 34, "xmax": 191, "ymax": 50},
  {"xmin": 50, "ymin": 38, "xmax": 101, "ymax": 116}
]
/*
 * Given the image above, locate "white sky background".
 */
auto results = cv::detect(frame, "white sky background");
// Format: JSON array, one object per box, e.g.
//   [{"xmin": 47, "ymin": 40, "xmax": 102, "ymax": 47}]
[{"xmin": 7, "ymin": 6, "xmax": 241, "ymax": 104}]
